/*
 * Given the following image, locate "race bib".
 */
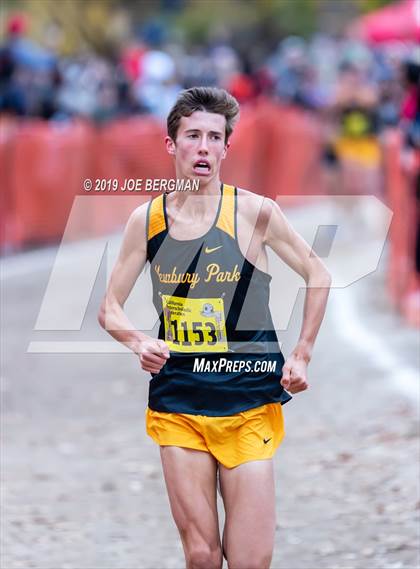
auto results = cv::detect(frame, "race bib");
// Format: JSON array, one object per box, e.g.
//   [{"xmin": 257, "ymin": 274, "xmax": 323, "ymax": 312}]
[{"xmin": 161, "ymin": 295, "xmax": 228, "ymax": 353}]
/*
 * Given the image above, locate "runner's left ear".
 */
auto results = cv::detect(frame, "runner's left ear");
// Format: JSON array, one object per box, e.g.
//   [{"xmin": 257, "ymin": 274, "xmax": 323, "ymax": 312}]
[{"xmin": 222, "ymin": 142, "xmax": 230, "ymax": 159}]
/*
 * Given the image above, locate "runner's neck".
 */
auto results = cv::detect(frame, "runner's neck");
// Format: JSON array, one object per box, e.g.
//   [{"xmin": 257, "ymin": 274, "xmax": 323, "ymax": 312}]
[{"xmin": 165, "ymin": 182, "xmax": 223, "ymax": 230}]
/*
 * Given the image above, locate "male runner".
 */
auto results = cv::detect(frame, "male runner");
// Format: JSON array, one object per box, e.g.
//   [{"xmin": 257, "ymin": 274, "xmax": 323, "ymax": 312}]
[{"xmin": 98, "ymin": 87, "xmax": 331, "ymax": 569}]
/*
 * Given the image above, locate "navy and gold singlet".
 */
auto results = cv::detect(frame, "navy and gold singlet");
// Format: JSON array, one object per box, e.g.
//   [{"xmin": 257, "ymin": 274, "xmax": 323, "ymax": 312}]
[{"xmin": 146, "ymin": 183, "xmax": 292, "ymax": 416}]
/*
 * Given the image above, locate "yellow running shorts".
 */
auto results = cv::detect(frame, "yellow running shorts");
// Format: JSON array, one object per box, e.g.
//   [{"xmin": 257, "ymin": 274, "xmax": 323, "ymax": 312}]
[{"xmin": 145, "ymin": 402, "xmax": 285, "ymax": 469}]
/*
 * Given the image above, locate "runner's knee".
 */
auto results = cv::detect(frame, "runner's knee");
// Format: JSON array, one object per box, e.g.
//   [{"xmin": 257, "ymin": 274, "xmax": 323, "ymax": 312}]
[
  {"xmin": 185, "ymin": 543, "xmax": 222, "ymax": 569},
  {"xmin": 227, "ymin": 551, "xmax": 272, "ymax": 569}
]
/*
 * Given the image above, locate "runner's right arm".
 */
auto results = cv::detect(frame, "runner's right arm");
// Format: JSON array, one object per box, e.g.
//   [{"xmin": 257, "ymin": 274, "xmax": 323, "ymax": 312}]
[{"xmin": 98, "ymin": 203, "xmax": 169, "ymax": 374}]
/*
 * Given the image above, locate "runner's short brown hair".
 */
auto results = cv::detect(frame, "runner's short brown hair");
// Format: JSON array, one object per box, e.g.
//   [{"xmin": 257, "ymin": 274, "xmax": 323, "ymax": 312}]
[{"xmin": 167, "ymin": 87, "xmax": 240, "ymax": 143}]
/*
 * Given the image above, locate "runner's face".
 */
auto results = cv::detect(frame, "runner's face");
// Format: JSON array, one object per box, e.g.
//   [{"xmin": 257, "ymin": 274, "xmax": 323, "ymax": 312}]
[{"xmin": 166, "ymin": 111, "xmax": 229, "ymax": 183}]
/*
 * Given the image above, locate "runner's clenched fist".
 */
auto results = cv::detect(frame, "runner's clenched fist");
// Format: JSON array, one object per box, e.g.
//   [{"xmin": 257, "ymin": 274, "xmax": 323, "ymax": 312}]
[
  {"xmin": 281, "ymin": 356, "xmax": 309, "ymax": 394},
  {"xmin": 136, "ymin": 338, "xmax": 170, "ymax": 374}
]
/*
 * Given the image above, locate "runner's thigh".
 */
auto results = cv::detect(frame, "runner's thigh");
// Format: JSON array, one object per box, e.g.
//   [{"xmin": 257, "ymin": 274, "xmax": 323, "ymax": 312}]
[
  {"xmin": 219, "ymin": 459, "xmax": 276, "ymax": 568},
  {"xmin": 160, "ymin": 446, "xmax": 221, "ymax": 551}
]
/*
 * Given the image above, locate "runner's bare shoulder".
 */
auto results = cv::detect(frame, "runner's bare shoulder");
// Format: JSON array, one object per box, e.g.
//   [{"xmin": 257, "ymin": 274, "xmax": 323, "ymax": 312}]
[
  {"xmin": 236, "ymin": 188, "xmax": 282, "ymax": 238},
  {"xmin": 124, "ymin": 201, "xmax": 149, "ymax": 240},
  {"xmin": 119, "ymin": 201, "xmax": 150, "ymax": 259}
]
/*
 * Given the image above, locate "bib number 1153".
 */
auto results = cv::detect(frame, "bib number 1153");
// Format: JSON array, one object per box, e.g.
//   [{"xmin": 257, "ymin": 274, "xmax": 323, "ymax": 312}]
[{"xmin": 161, "ymin": 295, "xmax": 228, "ymax": 353}]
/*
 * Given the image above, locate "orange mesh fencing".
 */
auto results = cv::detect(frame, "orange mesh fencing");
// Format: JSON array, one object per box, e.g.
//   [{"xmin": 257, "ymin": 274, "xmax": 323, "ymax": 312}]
[
  {"xmin": 1, "ymin": 107, "xmax": 325, "ymax": 253},
  {"xmin": 5, "ymin": 119, "xmax": 95, "ymax": 247},
  {"xmin": 90, "ymin": 117, "xmax": 172, "ymax": 236},
  {"xmin": 222, "ymin": 99, "xmax": 323, "ymax": 202},
  {"xmin": 383, "ymin": 130, "xmax": 420, "ymax": 327},
  {"xmin": 0, "ymin": 116, "xmax": 21, "ymax": 252}
]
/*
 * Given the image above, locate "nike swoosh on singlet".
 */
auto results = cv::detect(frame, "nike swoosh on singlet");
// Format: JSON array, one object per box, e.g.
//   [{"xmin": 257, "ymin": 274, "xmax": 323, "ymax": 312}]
[{"xmin": 204, "ymin": 246, "xmax": 223, "ymax": 254}]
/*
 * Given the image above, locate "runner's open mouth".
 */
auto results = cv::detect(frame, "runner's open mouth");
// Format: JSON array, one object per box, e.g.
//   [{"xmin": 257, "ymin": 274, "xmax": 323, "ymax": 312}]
[{"xmin": 193, "ymin": 160, "xmax": 211, "ymax": 173}]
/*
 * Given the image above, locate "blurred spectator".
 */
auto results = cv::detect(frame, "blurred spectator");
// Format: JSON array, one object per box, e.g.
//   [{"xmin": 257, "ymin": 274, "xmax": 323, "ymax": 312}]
[
  {"xmin": 268, "ymin": 36, "xmax": 310, "ymax": 107},
  {"xmin": 0, "ymin": 10, "xmax": 418, "ymax": 130},
  {"xmin": 399, "ymin": 59, "xmax": 420, "ymax": 279},
  {"xmin": 332, "ymin": 62, "xmax": 380, "ymax": 166},
  {"xmin": 133, "ymin": 48, "xmax": 181, "ymax": 118},
  {"xmin": 400, "ymin": 60, "xmax": 420, "ymax": 146},
  {"xmin": 0, "ymin": 13, "xmax": 58, "ymax": 118}
]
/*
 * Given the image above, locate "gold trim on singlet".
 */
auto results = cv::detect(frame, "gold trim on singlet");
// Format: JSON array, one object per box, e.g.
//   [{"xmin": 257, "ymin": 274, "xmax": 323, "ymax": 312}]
[
  {"xmin": 148, "ymin": 184, "xmax": 236, "ymax": 241},
  {"xmin": 148, "ymin": 195, "xmax": 166, "ymax": 240},
  {"xmin": 216, "ymin": 184, "xmax": 235, "ymax": 238}
]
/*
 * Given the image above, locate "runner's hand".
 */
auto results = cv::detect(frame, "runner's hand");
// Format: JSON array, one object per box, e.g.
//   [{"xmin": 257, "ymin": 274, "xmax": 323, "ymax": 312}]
[
  {"xmin": 136, "ymin": 338, "xmax": 170, "ymax": 374},
  {"xmin": 280, "ymin": 356, "xmax": 309, "ymax": 394}
]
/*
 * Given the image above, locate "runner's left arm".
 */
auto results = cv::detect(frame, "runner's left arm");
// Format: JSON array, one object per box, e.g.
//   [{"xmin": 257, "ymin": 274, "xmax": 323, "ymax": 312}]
[{"xmin": 261, "ymin": 198, "xmax": 332, "ymax": 393}]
